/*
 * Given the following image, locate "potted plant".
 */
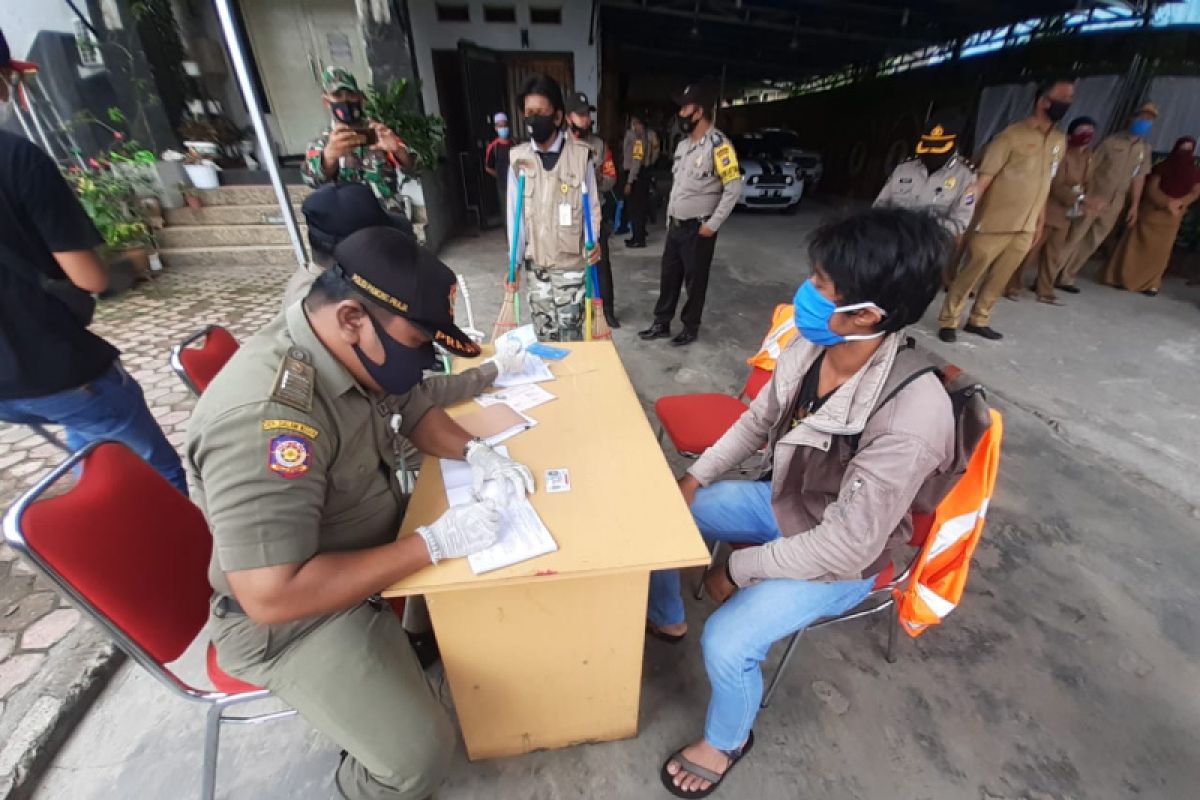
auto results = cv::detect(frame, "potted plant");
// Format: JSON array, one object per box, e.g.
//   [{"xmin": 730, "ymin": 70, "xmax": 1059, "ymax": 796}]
[
  {"xmin": 69, "ymin": 164, "xmax": 157, "ymax": 283},
  {"xmin": 179, "ymin": 183, "xmax": 203, "ymax": 210},
  {"xmin": 363, "ymin": 78, "xmax": 447, "ymax": 172},
  {"xmin": 182, "ymin": 148, "xmax": 221, "ymax": 189}
]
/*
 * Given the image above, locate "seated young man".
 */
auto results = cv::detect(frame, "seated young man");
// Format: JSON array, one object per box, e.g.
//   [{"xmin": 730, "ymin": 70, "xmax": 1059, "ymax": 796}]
[{"xmin": 649, "ymin": 207, "xmax": 956, "ymax": 797}]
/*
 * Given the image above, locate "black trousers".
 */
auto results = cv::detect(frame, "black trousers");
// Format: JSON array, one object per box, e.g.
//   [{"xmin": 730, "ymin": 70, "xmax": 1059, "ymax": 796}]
[
  {"xmin": 652, "ymin": 220, "xmax": 717, "ymax": 332},
  {"xmin": 595, "ymin": 219, "xmax": 616, "ymax": 313},
  {"xmin": 626, "ymin": 175, "xmax": 650, "ymax": 244}
]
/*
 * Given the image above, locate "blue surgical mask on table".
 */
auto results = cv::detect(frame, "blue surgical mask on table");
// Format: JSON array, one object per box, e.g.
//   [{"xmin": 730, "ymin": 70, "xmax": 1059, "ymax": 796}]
[
  {"xmin": 793, "ymin": 280, "xmax": 886, "ymax": 346},
  {"xmin": 1131, "ymin": 119, "xmax": 1153, "ymax": 138},
  {"xmin": 352, "ymin": 312, "xmax": 436, "ymax": 395}
]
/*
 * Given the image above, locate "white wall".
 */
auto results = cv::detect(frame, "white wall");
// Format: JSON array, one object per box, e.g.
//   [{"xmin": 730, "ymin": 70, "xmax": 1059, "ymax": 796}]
[
  {"xmin": 406, "ymin": 1, "xmax": 598, "ymax": 115},
  {"xmin": 4, "ymin": 2, "xmax": 92, "ymax": 60}
]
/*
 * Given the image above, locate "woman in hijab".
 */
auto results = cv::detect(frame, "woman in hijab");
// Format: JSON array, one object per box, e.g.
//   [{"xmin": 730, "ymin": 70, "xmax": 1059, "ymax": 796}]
[{"xmin": 1100, "ymin": 136, "xmax": 1200, "ymax": 295}]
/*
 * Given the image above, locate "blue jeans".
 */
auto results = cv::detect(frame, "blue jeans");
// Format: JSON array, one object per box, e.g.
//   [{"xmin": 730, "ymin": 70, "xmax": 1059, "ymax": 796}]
[
  {"xmin": 647, "ymin": 480, "xmax": 873, "ymax": 750},
  {"xmin": 0, "ymin": 362, "xmax": 188, "ymax": 495}
]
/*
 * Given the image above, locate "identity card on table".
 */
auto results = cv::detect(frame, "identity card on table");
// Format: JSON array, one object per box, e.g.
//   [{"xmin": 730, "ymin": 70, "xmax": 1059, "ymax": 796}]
[
  {"xmin": 476, "ymin": 383, "xmax": 556, "ymax": 413},
  {"xmin": 439, "ymin": 447, "xmax": 558, "ymax": 574}
]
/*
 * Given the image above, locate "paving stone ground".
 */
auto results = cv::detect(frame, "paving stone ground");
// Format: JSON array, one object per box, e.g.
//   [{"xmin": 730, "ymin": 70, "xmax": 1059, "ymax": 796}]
[{"xmin": 0, "ymin": 261, "xmax": 294, "ymax": 797}]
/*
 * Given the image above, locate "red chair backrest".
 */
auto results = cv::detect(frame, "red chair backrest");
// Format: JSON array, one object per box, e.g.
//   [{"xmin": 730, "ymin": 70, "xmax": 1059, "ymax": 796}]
[
  {"xmin": 178, "ymin": 326, "xmax": 239, "ymax": 394},
  {"xmin": 742, "ymin": 366, "xmax": 772, "ymax": 402},
  {"xmin": 17, "ymin": 443, "xmax": 213, "ymax": 665}
]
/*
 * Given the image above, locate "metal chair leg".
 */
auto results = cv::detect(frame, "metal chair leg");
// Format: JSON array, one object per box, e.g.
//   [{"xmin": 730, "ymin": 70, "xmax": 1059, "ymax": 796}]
[
  {"xmin": 200, "ymin": 702, "xmax": 224, "ymax": 800},
  {"xmin": 885, "ymin": 602, "xmax": 899, "ymax": 664},
  {"xmin": 694, "ymin": 540, "xmax": 720, "ymax": 600},
  {"xmin": 761, "ymin": 629, "xmax": 804, "ymax": 709}
]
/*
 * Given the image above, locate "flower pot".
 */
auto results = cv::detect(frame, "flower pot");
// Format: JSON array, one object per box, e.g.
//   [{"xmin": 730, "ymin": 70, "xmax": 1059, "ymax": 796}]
[
  {"xmin": 184, "ymin": 195, "xmax": 203, "ymax": 210},
  {"xmin": 113, "ymin": 246, "xmax": 152, "ymax": 281},
  {"xmin": 184, "ymin": 162, "xmax": 220, "ymax": 190}
]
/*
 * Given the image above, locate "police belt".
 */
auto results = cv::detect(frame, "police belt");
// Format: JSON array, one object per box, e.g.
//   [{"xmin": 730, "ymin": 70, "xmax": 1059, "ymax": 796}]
[
  {"xmin": 668, "ymin": 216, "xmax": 709, "ymax": 231},
  {"xmin": 213, "ymin": 594, "xmax": 386, "ymax": 618}
]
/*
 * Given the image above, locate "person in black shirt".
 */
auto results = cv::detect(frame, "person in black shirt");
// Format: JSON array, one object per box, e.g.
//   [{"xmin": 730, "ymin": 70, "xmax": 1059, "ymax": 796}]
[{"xmin": 0, "ymin": 31, "xmax": 186, "ymax": 494}]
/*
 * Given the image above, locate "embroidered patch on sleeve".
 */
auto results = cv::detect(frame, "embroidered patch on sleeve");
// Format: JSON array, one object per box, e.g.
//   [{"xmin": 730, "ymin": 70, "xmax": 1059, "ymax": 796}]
[
  {"xmin": 268, "ymin": 434, "xmax": 313, "ymax": 479},
  {"xmin": 713, "ymin": 143, "xmax": 740, "ymax": 184}
]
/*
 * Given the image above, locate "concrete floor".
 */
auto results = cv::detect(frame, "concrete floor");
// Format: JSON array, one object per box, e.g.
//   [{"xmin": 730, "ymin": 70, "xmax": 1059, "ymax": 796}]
[{"xmin": 31, "ymin": 206, "xmax": 1200, "ymax": 799}]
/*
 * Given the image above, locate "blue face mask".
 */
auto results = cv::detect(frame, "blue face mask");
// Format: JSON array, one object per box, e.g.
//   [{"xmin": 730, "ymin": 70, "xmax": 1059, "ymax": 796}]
[
  {"xmin": 1131, "ymin": 119, "xmax": 1153, "ymax": 138},
  {"xmin": 793, "ymin": 280, "xmax": 886, "ymax": 346},
  {"xmin": 497, "ymin": 127, "xmax": 510, "ymax": 139}
]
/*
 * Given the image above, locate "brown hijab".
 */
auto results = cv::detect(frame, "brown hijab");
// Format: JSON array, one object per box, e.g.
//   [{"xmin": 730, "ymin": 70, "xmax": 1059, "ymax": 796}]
[{"xmin": 1153, "ymin": 137, "xmax": 1199, "ymax": 198}]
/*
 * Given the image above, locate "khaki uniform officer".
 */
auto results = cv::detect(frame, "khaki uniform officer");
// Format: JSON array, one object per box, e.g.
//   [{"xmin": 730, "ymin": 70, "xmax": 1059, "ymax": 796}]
[
  {"xmin": 190, "ymin": 228, "xmax": 535, "ymax": 800},
  {"xmin": 874, "ymin": 125, "xmax": 978, "ymax": 239},
  {"xmin": 937, "ymin": 78, "xmax": 1074, "ymax": 342},
  {"xmin": 639, "ymin": 79, "xmax": 743, "ymax": 347},
  {"xmin": 1056, "ymin": 102, "xmax": 1158, "ymax": 291}
]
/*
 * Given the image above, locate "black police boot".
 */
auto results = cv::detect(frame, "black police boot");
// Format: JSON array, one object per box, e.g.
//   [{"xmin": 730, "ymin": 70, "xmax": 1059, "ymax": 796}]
[
  {"xmin": 625, "ymin": 238, "xmax": 646, "ymax": 249},
  {"xmin": 604, "ymin": 309, "xmax": 621, "ymax": 329},
  {"xmin": 406, "ymin": 629, "xmax": 441, "ymax": 670},
  {"xmin": 937, "ymin": 327, "xmax": 957, "ymax": 343},
  {"xmin": 964, "ymin": 323, "xmax": 1003, "ymax": 341},
  {"xmin": 638, "ymin": 322, "xmax": 670, "ymax": 340},
  {"xmin": 671, "ymin": 330, "xmax": 698, "ymax": 347}
]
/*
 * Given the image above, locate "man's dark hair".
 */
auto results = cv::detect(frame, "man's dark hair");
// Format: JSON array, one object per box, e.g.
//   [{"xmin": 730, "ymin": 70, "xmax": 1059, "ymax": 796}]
[
  {"xmin": 519, "ymin": 74, "xmax": 564, "ymax": 114},
  {"xmin": 307, "ymin": 231, "xmax": 337, "ymax": 268},
  {"xmin": 303, "ymin": 265, "xmax": 357, "ymax": 311},
  {"xmin": 1035, "ymin": 77, "xmax": 1073, "ymax": 101},
  {"xmin": 1067, "ymin": 115, "xmax": 1096, "ymax": 134},
  {"xmin": 807, "ymin": 207, "xmax": 952, "ymax": 334}
]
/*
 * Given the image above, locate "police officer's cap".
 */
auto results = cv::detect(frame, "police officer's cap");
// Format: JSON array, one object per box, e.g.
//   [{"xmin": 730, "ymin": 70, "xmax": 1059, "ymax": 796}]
[
  {"xmin": 302, "ymin": 184, "xmax": 409, "ymax": 253},
  {"xmin": 566, "ymin": 91, "xmax": 595, "ymax": 116},
  {"xmin": 332, "ymin": 228, "xmax": 482, "ymax": 358},
  {"xmin": 672, "ymin": 79, "xmax": 718, "ymax": 110}
]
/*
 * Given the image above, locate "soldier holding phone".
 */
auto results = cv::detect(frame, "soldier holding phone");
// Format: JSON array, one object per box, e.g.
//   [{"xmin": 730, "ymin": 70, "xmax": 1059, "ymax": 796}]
[{"xmin": 302, "ymin": 67, "xmax": 416, "ymax": 230}]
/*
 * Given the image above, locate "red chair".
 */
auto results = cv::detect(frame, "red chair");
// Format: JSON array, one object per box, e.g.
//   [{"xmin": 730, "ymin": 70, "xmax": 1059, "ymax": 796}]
[
  {"xmin": 2, "ymin": 442, "xmax": 295, "ymax": 800},
  {"xmin": 171, "ymin": 325, "xmax": 240, "ymax": 396},
  {"xmin": 654, "ymin": 365, "xmax": 772, "ymax": 458}
]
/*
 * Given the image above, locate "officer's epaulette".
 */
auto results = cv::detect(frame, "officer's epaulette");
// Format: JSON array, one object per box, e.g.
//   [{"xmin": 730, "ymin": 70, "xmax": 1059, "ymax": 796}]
[
  {"xmin": 956, "ymin": 154, "xmax": 978, "ymax": 171},
  {"xmin": 709, "ymin": 130, "xmax": 725, "ymax": 146},
  {"xmin": 270, "ymin": 346, "xmax": 316, "ymax": 413}
]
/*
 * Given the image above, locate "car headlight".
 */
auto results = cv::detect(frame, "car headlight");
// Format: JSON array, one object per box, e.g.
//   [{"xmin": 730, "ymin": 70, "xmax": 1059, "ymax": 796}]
[
  {"xmin": 748, "ymin": 175, "xmax": 759, "ymax": 185},
  {"xmin": 784, "ymin": 176, "xmax": 794, "ymax": 185}
]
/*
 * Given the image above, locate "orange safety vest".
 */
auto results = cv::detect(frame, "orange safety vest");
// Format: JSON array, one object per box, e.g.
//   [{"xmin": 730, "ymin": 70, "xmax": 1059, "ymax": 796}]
[
  {"xmin": 896, "ymin": 409, "xmax": 1003, "ymax": 637},
  {"xmin": 746, "ymin": 303, "xmax": 797, "ymax": 371}
]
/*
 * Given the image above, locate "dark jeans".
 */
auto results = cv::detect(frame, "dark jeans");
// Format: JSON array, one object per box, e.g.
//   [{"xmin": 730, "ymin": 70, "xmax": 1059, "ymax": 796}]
[
  {"xmin": 627, "ymin": 176, "xmax": 650, "ymax": 244},
  {"xmin": 0, "ymin": 362, "xmax": 188, "ymax": 495},
  {"xmin": 596, "ymin": 219, "xmax": 615, "ymax": 313},
  {"xmin": 652, "ymin": 220, "xmax": 718, "ymax": 332}
]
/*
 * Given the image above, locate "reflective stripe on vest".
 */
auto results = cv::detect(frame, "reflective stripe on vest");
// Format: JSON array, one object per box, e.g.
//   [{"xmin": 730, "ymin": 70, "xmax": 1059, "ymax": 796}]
[
  {"xmin": 896, "ymin": 409, "xmax": 1003, "ymax": 637},
  {"xmin": 746, "ymin": 303, "xmax": 797, "ymax": 371}
]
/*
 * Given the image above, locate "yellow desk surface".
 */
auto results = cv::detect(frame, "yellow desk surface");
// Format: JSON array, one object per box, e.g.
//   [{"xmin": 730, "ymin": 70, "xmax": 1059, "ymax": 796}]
[
  {"xmin": 382, "ymin": 341, "xmax": 711, "ymax": 760},
  {"xmin": 383, "ymin": 340, "xmax": 711, "ymax": 597}
]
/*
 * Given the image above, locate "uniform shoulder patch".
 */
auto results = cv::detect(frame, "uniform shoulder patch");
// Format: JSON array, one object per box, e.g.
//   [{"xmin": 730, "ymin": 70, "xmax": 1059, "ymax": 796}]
[
  {"xmin": 713, "ymin": 142, "xmax": 740, "ymax": 184},
  {"xmin": 632, "ymin": 139, "xmax": 645, "ymax": 160},
  {"xmin": 268, "ymin": 433, "xmax": 313, "ymax": 479},
  {"xmin": 263, "ymin": 419, "xmax": 319, "ymax": 438},
  {"xmin": 709, "ymin": 131, "xmax": 725, "ymax": 146},
  {"xmin": 270, "ymin": 347, "xmax": 316, "ymax": 413}
]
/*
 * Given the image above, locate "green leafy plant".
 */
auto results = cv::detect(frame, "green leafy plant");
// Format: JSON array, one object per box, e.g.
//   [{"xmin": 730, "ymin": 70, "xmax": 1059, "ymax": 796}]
[
  {"xmin": 69, "ymin": 168, "xmax": 154, "ymax": 250},
  {"xmin": 362, "ymin": 79, "xmax": 447, "ymax": 171}
]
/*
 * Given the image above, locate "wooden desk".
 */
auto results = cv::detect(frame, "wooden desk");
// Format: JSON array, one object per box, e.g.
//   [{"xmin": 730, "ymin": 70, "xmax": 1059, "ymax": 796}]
[{"xmin": 383, "ymin": 341, "xmax": 710, "ymax": 760}]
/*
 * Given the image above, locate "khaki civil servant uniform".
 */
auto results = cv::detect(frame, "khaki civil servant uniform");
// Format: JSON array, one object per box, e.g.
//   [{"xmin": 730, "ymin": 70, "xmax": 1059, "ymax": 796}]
[
  {"xmin": 1031, "ymin": 146, "xmax": 1092, "ymax": 299},
  {"xmin": 1058, "ymin": 132, "xmax": 1151, "ymax": 285},
  {"xmin": 189, "ymin": 302, "xmax": 454, "ymax": 800},
  {"xmin": 873, "ymin": 155, "xmax": 978, "ymax": 237},
  {"xmin": 938, "ymin": 118, "xmax": 1065, "ymax": 329}
]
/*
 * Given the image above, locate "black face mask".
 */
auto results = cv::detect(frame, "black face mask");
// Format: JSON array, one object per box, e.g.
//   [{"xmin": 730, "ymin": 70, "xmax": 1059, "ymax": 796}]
[
  {"xmin": 352, "ymin": 312, "xmax": 436, "ymax": 396},
  {"xmin": 330, "ymin": 100, "xmax": 365, "ymax": 126},
  {"xmin": 1045, "ymin": 99, "xmax": 1071, "ymax": 123},
  {"xmin": 570, "ymin": 122, "xmax": 592, "ymax": 138},
  {"xmin": 920, "ymin": 152, "xmax": 952, "ymax": 174},
  {"xmin": 678, "ymin": 110, "xmax": 701, "ymax": 135},
  {"xmin": 525, "ymin": 114, "xmax": 559, "ymax": 145}
]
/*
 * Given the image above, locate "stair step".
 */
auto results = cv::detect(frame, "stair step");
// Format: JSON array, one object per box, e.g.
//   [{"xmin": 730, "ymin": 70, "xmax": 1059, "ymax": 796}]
[
  {"xmin": 165, "ymin": 203, "xmax": 304, "ymax": 227},
  {"xmin": 157, "ymin": 223, "xmax": 307, "ymax": 249},
  {"xmin": 199, "ymin": 184, "xmax": 312, "ymax": 206},
  {"xmin": 160, "ymin": 244, "xmax": 300, "ymax": 268}
]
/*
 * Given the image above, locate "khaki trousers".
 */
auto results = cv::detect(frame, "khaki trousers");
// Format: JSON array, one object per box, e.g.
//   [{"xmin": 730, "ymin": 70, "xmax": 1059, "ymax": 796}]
[
  {"xmin": 938, "ymin": 231, "xmax": 1035, "ymax": 329},
  {"xmin": 1033, "ymin": 224, "xmax": 1072, "ymax": 299},
  {"xmin": 215, "ymin": 603, "xmax": 455, "ymax": 800},
  {"xmin": 1059, "ymin": 205, "xmax": 1123, "ymax": 286}
]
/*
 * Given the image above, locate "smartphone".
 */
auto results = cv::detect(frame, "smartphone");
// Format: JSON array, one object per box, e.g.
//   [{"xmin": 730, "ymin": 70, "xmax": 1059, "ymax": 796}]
[{"xmin": 358, "ymin": 127, "xmax": 378, "ymax": 147}]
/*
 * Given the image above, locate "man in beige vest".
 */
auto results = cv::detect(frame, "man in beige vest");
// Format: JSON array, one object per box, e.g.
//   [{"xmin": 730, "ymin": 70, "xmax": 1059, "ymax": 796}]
[
  {"xmin": 506, "ymin": 75, "xmax": 602, "ymax": 341},
  {"xmin": 1054, "ymin": 102, "xmax": 1157, "ymax": 292},
  {"xmin": 937, "ymin": 78, "xmax": 1073, "ymax": 342}
]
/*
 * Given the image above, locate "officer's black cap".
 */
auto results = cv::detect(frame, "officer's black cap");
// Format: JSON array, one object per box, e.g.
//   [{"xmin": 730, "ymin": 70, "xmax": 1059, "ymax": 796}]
[
  {"xmin": 566, "ymin": 91, "xmax": 594, "ymax": 115},
  {"xmin": 672, "ymin": 79, "xmax": 719, "ymax": 110},
  {"xmin": 301, "ymin": 184, "xmax": 407, "ymax": 253},
  {"xmin": 332, "ymin": 227, "xmax": 482, "ymax": 358}
]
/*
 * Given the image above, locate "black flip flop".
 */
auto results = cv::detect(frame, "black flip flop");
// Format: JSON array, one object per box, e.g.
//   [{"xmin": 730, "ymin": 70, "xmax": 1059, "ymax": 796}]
[
  {"xmin": 646, "ymin": 622, "xmax": 686, "ymax": 644},
  {"xmin": 659, "ymin": 731, "xmax": 755, "ymax": 798}
]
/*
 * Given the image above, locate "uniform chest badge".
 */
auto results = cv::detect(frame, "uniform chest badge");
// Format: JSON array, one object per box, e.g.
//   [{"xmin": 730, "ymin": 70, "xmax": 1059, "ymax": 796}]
[
  {"xmin": 944, "ymin": 176, "xmax": 957, "ymax": 189},
  {"xmin": 695, "ymin": 154, "xmax": 703, "ymax": 168},
  {"xmin": 269, "ymin": 434, "xmax": 312, "ymax": 479}
]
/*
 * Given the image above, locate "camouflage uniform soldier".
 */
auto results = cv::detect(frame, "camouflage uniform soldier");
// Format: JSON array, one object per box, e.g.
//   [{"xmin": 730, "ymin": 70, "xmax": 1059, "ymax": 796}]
[{"xmin": 301, "ymin": 67, "xmax": 416, "ymax": 230}]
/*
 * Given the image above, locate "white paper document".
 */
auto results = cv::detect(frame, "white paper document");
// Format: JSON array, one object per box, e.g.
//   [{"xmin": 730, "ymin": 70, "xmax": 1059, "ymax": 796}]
[
  {"xmin": 439, "ymin": 449, "xmax": 558, "ymax": 574},
  {"xmin": 489, "ymin": 353, "xmax": 555, "ymax": 388},
  {"xmin": 476, "ymin": 383, "xmax": 557, "ymax": 413}
]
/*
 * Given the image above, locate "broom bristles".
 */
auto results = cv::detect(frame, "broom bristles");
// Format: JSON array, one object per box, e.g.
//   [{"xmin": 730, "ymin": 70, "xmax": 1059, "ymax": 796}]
[
  {"xmin": 590, "ymin": 298, "xmax": 612, "ymax": 340},
  {"xmin": 492, "ymin": 282, "xmax": 520, "ymax": 342}
]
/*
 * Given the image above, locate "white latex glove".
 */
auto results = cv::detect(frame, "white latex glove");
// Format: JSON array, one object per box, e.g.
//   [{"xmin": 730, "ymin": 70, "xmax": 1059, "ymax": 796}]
[
  {"xmin": 465, "ymin": 440, "xmax": 535, "ymax": 503},
  {"xmin": 493, "ymin": 338, "xmax": 527, "ymax": 380},
  {"xmin": 417, "ymin": 500, "xmax": 501, "ymax": 564}
]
